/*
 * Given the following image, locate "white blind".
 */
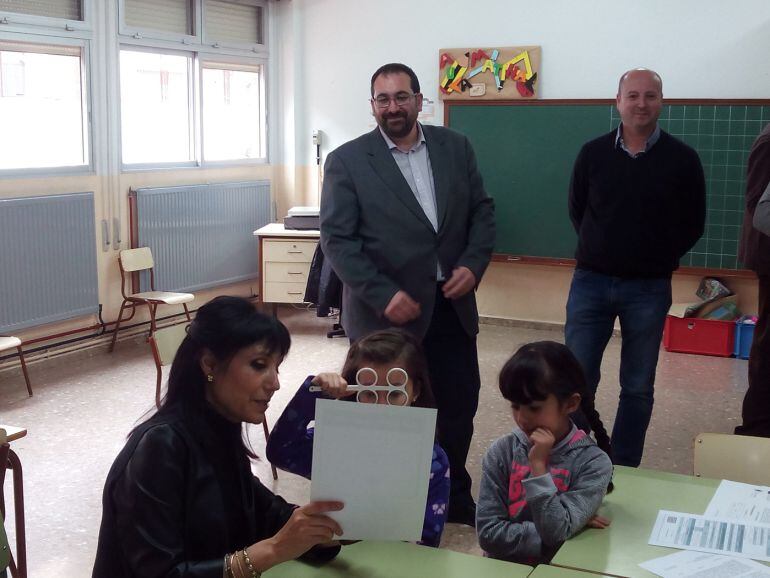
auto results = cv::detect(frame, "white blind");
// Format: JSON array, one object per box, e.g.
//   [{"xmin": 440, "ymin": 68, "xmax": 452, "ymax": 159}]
[
  {"xmin": 0, "ymin": 0, "xmax": 82, "ymax": 20},
  {"xmin": 124, "ymin": 0, "xmax": 192, "ymax": 36},
  {"xmin": 0, "ymin": 40, "xmax": 81, "ymax": 56},
  {"xmin": 204, "ymin": 0, "xmax": 263, "ymax": 45}
]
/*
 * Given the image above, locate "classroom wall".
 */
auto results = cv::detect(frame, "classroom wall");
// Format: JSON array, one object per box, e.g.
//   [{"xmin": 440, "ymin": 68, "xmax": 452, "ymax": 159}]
[{"xmin": 275, "ymin": 0, "xmax": 770, "ymax": 322}]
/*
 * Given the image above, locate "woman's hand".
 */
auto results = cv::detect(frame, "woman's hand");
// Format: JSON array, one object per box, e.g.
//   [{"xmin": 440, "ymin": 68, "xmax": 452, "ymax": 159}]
[
  {"xmin": 528, "ymin": 427, "xmax": 556, "ymax": 476},
  {"xmin": 312, "ymin": 373, "xmax": 352, "ymax": 399},
  {"xmin": 248, "ymin": 501, "xmax": 344, "ymax": 571}
]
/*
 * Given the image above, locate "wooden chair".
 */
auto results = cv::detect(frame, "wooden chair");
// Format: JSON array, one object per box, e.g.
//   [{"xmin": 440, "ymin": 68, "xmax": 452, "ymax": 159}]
[
  {"xmin": 110, "ymin": 247, "xmax": 194, "ymax": 352},
  {"xmin": 0, "ymin": 338, "xmax": 32, "ymax": 397},
  {"xmin": 694, "ymin": 432, "xmax": 770, "ymax": 485},
  {"xmin": 0, "ymin": 429, "xmax": 25, "ymax": 578},
  {"xmin": 148, "ymin": 325, "xmax": 278, "ymax": 480}
]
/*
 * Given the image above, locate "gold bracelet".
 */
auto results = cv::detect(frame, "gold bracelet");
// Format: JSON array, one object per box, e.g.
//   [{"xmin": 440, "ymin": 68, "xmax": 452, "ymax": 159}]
[
  {"xmin": 224, "ymin": 553, "xmax": 234, "ymax": 578},
  {"xmin": 241, "ymin": 548, "xmax": 261, "ymax": 578},
  {"xmin": 233, "ymin": 550, "xmax": 246, "ymax": 578}
]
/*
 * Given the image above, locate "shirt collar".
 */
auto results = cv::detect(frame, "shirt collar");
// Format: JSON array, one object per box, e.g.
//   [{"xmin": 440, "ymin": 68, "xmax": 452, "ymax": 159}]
[
  {"xmin": 379, "ymin": 122, "xmax": 426, "ymax": 152},
  {"xmin": 615, "ymin": 123, "xmax": 661, "ymax": 157}
]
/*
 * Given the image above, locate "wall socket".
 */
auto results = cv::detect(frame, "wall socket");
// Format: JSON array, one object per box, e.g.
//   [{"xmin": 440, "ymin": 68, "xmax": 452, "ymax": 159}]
[{"xmin": 312, "ymin": 130, "xmax": 322, "ymax": 146}]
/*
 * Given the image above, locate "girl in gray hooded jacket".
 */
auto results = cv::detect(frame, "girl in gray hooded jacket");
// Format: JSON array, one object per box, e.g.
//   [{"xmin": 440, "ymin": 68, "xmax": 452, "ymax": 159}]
[{"xmin": 477, "ymin": 341, "xmax": 614, "ymax": 564}]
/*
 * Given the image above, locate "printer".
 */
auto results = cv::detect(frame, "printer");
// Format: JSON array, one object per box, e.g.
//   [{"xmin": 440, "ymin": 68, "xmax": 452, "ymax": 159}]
[{"xmin": 283, "ymin": 206, "xmax": 320, "ymax": 230}]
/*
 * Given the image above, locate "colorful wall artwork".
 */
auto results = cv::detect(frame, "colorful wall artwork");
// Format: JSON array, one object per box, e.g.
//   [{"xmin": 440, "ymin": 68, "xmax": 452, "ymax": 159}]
[{"xmin": 438, "ymin": 46, "xmax": 541, "ymax": 100}]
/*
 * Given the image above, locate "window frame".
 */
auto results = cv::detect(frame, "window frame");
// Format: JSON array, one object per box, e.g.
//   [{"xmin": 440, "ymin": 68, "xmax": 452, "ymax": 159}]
[
  {"xmin": 117, "ymin": 45, "xmax": 199, "ymax": 170},
  {"xmin": 0, "ymin": 32, "xmax": 93, "ymax": 177},
  {"xmin": 198, "ymin": 55, "xmax": 266, "ymax": 166},
  {"xmin": 0, "ymin": 0, "xmax": 92, "ymax": 34},
  {"xmin": 200, "ymin": 0, "xmax": 267, "ymax": 55},
  {"xmin": 117, "ymin": 0, "xmax": 199, "ymax": 46},
  {"xmin": 116, "ymin": 1, "xmax": 270, "ymax": 172},
  {"xmin": 117, "ymin": 0, "xmax": 267, "ymax": 54}
]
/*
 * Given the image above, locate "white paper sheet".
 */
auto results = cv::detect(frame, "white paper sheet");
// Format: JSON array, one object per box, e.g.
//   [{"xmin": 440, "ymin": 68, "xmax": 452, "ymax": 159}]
[
  {"xmin": 640, "ymin": 550, "xmax": 770, "ymax": 578},
  {"xmin": 310, "ymin": 399, "xmax": 437, "ymax": 541},
  {"xmin": 649, "ymin": 510, "xmax": 770, "ymax": 563},
  {"xmin": 705, "ymin": 480, "xmax": 770, "ymax": 525}
]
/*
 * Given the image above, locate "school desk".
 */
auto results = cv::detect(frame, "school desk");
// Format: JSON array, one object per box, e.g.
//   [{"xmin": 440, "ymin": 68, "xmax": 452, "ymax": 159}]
[
  {"xmin": 550, "ymin": 465, "xmax": 770, "ymax": 578},
  {"xmin": 263, "ymin": 540, "xmax": 532, "ymax": 578},
  {"xmin": 531, "ymin": 566, "xmax": 612, "ymax": 577}
]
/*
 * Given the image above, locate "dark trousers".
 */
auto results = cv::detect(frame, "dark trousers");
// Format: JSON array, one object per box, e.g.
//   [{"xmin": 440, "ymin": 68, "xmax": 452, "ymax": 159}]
[
  {"xmin": 565, "ymin": 269, "xmax": 672, "ymax": 467},
  {"xmin": 736, "ymin": 274, "xmax": 770, "ymax": 437},
  {"xmin": 422, "ymin": 286, "xmax": 481, "ymax": 508}
]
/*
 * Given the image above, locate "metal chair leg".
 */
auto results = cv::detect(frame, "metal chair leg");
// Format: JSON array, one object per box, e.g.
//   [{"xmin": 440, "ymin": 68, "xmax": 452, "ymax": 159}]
[
  {"xmin": 7, "ymin": 450, "xmax": 25, "ymax": 578},
  {"xmin": 109, "ymin": 300, "xmax": 129, "ymax": 353},
  {"xmin": 262, "ymin": 419, "xmax": 278, "ymax": 480},
  {"xmin": 15, "ymin": 346, "xmax": 32, "ymax": 398}
]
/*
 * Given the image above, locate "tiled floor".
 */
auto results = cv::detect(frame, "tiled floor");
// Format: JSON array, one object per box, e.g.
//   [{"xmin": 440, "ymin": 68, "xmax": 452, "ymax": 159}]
[{"xmin": 0, "ymin": 307, "xmax": 749, "ymax": 576}]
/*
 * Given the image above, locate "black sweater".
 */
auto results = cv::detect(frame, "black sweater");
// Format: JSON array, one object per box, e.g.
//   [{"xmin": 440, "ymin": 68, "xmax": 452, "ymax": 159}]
[{"xmin": 569, "ymin": 129, "xmax": 706, "ymax": 278}]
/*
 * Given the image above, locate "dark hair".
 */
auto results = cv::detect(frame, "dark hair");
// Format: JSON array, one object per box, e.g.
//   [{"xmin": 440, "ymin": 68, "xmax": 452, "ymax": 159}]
[
  {"xmin": 499, "ymin": 341, "xmax": 614, "ymax": 489},
  {"xmin": 341, "ymin": 329, "xmax": 435, "ymax": 409},
  {"xmin": 138, "ymin": 296, "xmax": 290, "ymax": 456},
  {"xmin": 370, "ymin": 63, "xmax": 421, "ymax": 97}
]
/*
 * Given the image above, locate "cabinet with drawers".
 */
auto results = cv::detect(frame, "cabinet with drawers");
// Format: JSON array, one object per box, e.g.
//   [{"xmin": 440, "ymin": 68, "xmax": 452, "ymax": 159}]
[{"xmin": 254, "ymin": 224, "xmax": 319, "ymax": 304}]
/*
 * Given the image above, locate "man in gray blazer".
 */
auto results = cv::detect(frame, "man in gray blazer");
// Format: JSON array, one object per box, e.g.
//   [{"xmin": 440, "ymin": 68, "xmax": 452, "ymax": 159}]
[{"xmin": 320, "ymin": 63, "xmax": 495, "ymax": 525}]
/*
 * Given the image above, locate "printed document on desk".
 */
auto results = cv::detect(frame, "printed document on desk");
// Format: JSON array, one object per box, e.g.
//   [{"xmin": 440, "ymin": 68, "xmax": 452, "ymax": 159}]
[
  {"xmin": 640, "ymin": 550, "xmax": 770, "ymax": 577},
  {"xmin": 704, "ymin": 480, "xmax": 770, "ymax": 524},
  {"xmin": 310, "ymin": 399, "xmax": 437, "ymax": 541},
  {"xmin": 649, "ymin": 510, "xmax": 770, "ymax": 562}
]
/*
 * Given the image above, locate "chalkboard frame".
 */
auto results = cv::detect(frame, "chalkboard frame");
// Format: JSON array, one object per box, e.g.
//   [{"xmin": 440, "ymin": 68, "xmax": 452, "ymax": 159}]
[{"xmin": 445, "ymin": 98, "xmax": 770, "ymax": 279}]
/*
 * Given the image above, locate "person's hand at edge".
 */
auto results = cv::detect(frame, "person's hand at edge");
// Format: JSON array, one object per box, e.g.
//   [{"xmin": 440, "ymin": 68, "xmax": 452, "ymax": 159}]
[
  {"xmin": 442, "ymin": 266, "xmax": 476, "ymax": 300},
  {"xmin": 384, "ymin": 290, "xmax": 421, "ymax": 325}
]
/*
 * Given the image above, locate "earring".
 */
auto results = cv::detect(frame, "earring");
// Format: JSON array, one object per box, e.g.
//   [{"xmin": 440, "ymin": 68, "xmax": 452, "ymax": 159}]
[{"xmin": 206, "ymin": 374, "xmax": 214, "ymax": 383}]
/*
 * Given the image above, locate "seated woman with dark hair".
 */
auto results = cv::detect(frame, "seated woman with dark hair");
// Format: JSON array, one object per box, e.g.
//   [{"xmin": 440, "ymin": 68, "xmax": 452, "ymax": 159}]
[{"xmin": 93, "ymin": 296, "xmax": 344, "ymax": 578}]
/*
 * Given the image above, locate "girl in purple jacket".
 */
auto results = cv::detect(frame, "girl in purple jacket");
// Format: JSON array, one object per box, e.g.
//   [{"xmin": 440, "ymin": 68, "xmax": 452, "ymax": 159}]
[{"xmin": 266, "ymin": 329, "xmax": 450, "ymax": 547}]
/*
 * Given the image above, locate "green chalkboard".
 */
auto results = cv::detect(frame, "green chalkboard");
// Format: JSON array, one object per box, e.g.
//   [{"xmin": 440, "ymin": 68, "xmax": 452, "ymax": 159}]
[{"xmin": 447, "ymin": 100, "xmax": 770, "ymax": 270}]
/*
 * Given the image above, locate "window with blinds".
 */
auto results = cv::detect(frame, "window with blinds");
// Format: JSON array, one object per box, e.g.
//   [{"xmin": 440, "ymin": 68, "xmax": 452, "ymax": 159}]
[
  {"xmin": 0, "ymin": 0, "xmax": 82, "ymax": 20},
  {"xmin": 124, "ymin": 0, "xmax": 193, "ymax": 36},
  {"xmin": 204, "ymin": 0, "xmax": 263, "ymax": 46}
]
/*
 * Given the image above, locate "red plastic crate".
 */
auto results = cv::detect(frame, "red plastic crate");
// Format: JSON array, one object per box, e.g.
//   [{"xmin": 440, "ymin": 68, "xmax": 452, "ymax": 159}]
[{"xmin": 662, "ymin": 315, "xmax": 735, "ymax": 357}]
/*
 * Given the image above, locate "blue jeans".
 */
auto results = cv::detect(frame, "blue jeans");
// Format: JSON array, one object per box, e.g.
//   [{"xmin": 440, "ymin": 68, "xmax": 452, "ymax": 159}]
[{"xmin": 565, "ymin": 268, "xmax": 672, "ymax": 467}]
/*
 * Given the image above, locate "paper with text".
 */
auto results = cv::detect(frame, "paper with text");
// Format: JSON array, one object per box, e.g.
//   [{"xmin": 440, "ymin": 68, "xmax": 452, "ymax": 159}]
[
  {"xmin": 310, "ymin": 399, "xmax": 437, "ymax": 541},
  {"xmin": 649, "ymin": 510, "xmax": 770, "ymax": 563},
  {"xmin": 640, "ymin": 550, "xmax": 770, "ymax": 577},
  {"xmin": 705, "ymin": 480, "xmax": 770, "ymax": 525}
]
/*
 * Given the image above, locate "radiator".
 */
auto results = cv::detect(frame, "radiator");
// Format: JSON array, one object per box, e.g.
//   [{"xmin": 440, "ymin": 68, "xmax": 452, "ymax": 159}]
[
  {"xmin": 133, "ymin": 181, "xmax": 272, "ymax": 293},
  {"xmin": 0, "ymin": 192, "xmax": 99, "ymax": 333}
]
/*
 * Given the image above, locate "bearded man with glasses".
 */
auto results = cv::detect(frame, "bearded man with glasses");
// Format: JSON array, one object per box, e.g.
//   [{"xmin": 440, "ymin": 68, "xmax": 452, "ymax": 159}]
[{"xmin": 320, "ymin": 62, "xmax": 496, "ymax": 526}]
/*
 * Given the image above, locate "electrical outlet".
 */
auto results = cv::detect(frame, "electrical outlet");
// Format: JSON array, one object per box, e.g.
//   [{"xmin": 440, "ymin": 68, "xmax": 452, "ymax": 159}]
[{"xmin": 312, "ymin": 130, "xmax": 322, "ymax": 146}]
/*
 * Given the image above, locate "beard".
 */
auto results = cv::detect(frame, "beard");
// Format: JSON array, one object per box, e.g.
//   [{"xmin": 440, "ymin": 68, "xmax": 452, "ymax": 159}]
[{"xmin": 377, "ymin": 109, "xmax": 417, "ymax": 140}]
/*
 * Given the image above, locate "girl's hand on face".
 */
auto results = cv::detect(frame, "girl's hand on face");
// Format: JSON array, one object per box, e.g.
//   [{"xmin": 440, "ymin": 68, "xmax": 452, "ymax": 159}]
[
  {"xmin": 527, "ymin": 427, "xmax": 556, "ymax": 475},
  {"xmin": 586, "ymin": 514, "xmax": 611, "ymax": 529},
  {"xmin": 311, "ymin": 373, "xmax": 351, "ymax": 399}
]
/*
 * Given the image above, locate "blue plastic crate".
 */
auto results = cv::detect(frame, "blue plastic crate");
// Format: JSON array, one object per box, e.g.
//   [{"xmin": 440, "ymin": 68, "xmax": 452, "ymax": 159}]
[{"xmin": 734, "ymin": 322, "xmax": 756, "ymax": 359}]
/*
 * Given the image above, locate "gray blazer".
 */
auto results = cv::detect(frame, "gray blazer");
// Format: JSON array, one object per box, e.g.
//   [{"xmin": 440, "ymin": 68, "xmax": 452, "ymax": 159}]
[{"xmin": 320, "ymin": 125, "xmax": 495, "ymax": 341}]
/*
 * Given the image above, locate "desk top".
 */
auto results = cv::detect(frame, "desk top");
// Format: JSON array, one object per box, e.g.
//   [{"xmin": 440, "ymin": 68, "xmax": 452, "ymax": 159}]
[
  {"xmin": 552, "ymin": 466, "xmax": 730, "ymax": 578},
  {"xmin": 0, "ymin": 425, "xmax": 26, "ymax": 442},
  {"xmin": 254, "ymin": 223, "xmax": 320, "ymax": 238},
  {"xmin": 530, "ymin": 566, "xmax": 613, "ymax": 577},
  {"xmin": 263, "ymin": 541, "xmax": 531, "ymax": 578}
]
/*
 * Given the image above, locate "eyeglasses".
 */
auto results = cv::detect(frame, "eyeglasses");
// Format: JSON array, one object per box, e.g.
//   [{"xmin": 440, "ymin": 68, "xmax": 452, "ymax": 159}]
[
  {"xmin": 354, "ymin": 367, "xmax": 410, "ymax": 406},
  {"xmin": 371, "ymin": 92, "xmax": 418, "ymax": 109}
]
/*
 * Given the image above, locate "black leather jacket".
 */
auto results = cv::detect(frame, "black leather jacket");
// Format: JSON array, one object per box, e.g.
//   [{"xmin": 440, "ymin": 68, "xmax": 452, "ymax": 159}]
[{"xmin": 92, "ymin": 404, "xmax": 335, "ymax": 578}]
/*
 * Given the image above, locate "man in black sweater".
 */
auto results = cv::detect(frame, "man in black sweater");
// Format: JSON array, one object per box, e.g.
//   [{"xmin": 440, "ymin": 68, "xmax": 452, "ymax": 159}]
[{"xmin": 566, "ymin": 69, "xmax": 706, "ymax": 467}]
